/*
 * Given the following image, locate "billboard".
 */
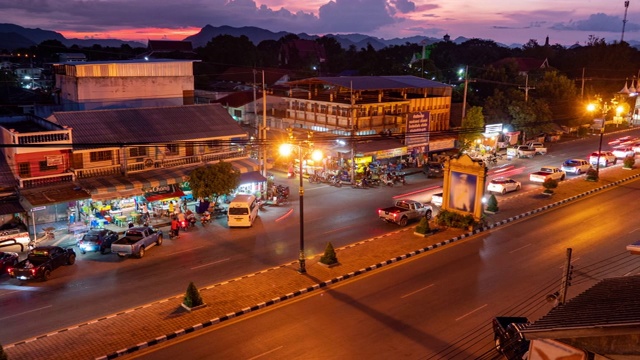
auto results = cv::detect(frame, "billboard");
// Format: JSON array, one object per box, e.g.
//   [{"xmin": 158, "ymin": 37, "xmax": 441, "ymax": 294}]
[
  {"xmin": 442, "ymin": 154, "xmax": 487, "ymax": 220},
  {"xmin": 406, "ymin": 111, "xmax": 430, "ymax": 147},
  {"xmin": 449, "ymin": 171, "xmax": 477, "ymax": 213}
]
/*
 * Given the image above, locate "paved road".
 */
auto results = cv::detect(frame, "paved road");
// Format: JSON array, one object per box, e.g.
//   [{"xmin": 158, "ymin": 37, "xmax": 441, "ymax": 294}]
[{"xmin": 130, "ymin": 177, "xmax": 640, "ymax": 360}]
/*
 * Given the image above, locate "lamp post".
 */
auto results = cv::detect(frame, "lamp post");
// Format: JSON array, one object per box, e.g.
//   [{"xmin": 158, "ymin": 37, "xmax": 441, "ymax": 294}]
[
  {"xmin": 587, "ymin": 102, "xmax": 609, "ymax": 178},
  {"xmin": 280, "ymin": 139, "xmax": 322, "ymax": 274}
]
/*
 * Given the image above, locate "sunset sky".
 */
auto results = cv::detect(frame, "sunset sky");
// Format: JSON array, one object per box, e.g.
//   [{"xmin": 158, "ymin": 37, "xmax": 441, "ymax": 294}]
[{"xmin": 1, "ymin": 0, "xmax": 638, "ymax": 46}]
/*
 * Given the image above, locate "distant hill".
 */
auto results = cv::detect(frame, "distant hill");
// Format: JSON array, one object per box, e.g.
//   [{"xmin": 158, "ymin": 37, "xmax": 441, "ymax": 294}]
[{"xmin": 0, "ymin": 23, "xmax": 144, "ymax": 51}]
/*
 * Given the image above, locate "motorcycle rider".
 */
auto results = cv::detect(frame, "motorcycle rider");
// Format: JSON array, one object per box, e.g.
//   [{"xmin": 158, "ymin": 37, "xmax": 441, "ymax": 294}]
[{"xmin": 170, "ymin": 217, "xmax": 180, "ymax": 238}]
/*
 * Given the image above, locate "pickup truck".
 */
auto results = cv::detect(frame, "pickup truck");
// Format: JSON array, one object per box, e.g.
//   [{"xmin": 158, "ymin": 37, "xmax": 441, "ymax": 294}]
[
  {"xmin": 110, "ymin": 226, "xmax": 163, "ymax": 258},
  {"xmin": 525, "ymin": 141, "xmax": 548, "ymax": 155},
  {"xmin": 0, "ymin": 227, "xmax": 31, "ymax": 251},
  {"xmin": 529, "ymin": 166, "xmax": 566, "ymax": 183},
  {"xmin": 378, "ymin": 199, "xmax": 432, "ymax": 227},
  {"xmin": 7, "ymin": 246, "xmax": 76, "ymax": 281},
  {"xmin": 492, "ymin": 316, "xmax": 530, "ymax": 359}
]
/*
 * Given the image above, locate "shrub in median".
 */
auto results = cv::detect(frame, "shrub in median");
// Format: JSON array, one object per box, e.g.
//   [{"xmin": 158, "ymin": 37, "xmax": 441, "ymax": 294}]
[
  {"xmin": 415, "ymin": 217, "xmax": 431, "ymax": 234},
  {"xmin": 436, "ymin": 210, "xmax": 476, "ymax": 229},
  {"xmin": 624, "ymin": 156, "xmax": 635, "ymax": 169},
  {"xmin": 542, "ymin": 177, "xmax": 558, "ymax": 194},
  {"xmin": 183, "ymin": 282, "xmax": 204, "ymax": 308},
  {"xmin": 320, "ymin": 242, "xmax": 338, "ymax": 265},
  {"xmin": 486, "ymin": 194, "xmax": 499, "ymax": 212}
]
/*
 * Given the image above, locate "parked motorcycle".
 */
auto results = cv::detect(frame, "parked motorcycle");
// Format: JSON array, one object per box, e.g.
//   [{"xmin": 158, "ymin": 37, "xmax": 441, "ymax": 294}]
[
  {"xmin": 379, "ymin": 173, "xmax": 394, "ymax": 187},
  {"xmin": 390, "ymin": 171, "xmax": 407, "ymax": 185},
  {"xmin": 329, "ymin": 175, "xmax": 342, "ymax": 187},
  {"xmin": 211, "ymin": 206, "xmax": 227, "ymax": 218},
  {"xmin": 352, "ymin": 179, "xmax": 369, "ymax": 189},
  {"xmin": 200, "ymin": 211, "xmax": 211, "ymax": 226}
]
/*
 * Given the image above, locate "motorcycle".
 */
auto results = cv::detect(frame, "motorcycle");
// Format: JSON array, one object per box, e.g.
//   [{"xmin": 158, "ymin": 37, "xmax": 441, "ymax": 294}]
[
  {"xmin": 187, "ymin": 213, "xmax": 197, "ymax": 228},
  {"xmin": 211, "ymin": 206, "xmax": 227, "ymax": 218},
  {"xmin": 330, "ymin": 176, "xmax": 342, "ymax": 187},
  {"xmin": 169, "ymin": 228, "xmax": 179, "ymax": 239},
  {"xmin": 352, "ymin": 179, "xmax": 369, "ymax": 189},
  {"xmin": 200, "ymin": 211, "xmax": 211, "ymax": 226},
  {"xmin": 390, "ymin": 171, "xmax": 406, "ymax": 185},
  {"xmin": 379, "ymin": 173, "xmax": 394, "ymax": 187},
  {"xmin": 179, "ymin": 219, "xmax": 188, "ymax": 232}
]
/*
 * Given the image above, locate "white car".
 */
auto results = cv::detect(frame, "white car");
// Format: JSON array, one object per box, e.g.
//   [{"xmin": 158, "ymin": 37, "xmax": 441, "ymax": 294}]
[
  {"xmin": 561, "ymin": 159, "xmax": 592, "ymax": 175},
  {"xmin": 487, "ymin": 177, "xmax": 521, "ymax": 195},
  {"xmin": 431, "ymin": 192, "xmax": 443, "ymax": 207},
  {"xmin": 612, "ymin": 146, "xmax": 635, "ymax": 159},
  {"xmin": 589, "ymin": 151, "xmax": 617, "ymax": 167}
]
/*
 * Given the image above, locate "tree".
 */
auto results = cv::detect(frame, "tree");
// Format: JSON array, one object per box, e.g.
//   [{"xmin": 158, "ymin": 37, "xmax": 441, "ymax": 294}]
[
  {"xmin": 485, "ymin": 194, "xmax": 499, "ymax": 212},
  {"xmin": 183, "ymin": 282, "xmax": 204, "ymax": 308},
  {"xmin": 319, "ymin": 242, "xmax": 338, "ymax": 265},
  {"xmin": 459, "ymin": 106, "xmax": 485, "ymax": 151},
  {"xmin": 188, "ymin": 161, "xmax": 240, "ymax": 204}
]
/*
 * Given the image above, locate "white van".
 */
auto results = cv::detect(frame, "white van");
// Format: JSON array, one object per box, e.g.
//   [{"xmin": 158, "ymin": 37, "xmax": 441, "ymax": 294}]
[{"xmin": 227, "ymin": 194, "xmax": 259, "ymax": 228}]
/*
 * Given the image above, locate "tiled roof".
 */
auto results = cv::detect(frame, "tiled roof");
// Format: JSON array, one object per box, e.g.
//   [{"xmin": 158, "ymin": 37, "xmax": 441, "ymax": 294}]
[
  {"xmin": 524, "ymin": 275, "xmax": 640, "ymax": 334},
  {"xmin": 286, "ymin": 75, "xmax": 449, "ymax": 91},
  {"xmin": 49, "ymin": 104, "xmax": 246, "ymax": 149},
  {"xmin": 212, "ymin": 91, "xmax": 263, "ymax": 108}
]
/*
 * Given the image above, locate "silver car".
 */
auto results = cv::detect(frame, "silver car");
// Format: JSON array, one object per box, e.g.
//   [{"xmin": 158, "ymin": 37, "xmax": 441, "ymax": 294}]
[{"xmin": 561, "ymin": 159, "xmax": 592, "ymax": 175}]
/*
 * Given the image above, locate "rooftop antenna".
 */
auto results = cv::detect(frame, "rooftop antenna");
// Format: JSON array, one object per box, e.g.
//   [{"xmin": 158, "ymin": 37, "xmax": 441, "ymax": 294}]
[{"xmin": 622, "ymin": 1, "xmax": 630, "ymax": 42}]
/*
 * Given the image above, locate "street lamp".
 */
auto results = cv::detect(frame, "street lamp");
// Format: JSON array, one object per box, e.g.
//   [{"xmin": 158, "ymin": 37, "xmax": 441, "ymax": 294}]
[
  {"xmin": 587, "ymin": 102, "xmax": 607, "ymax": 178},
  {"xmin": 279, "ymin": 141, "xmax": 323, "ymax": 274}
]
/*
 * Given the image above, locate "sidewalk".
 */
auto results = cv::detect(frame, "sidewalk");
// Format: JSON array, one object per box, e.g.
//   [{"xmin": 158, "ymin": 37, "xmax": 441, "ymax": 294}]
[{"xmin": 5, "ymin": 166, "xmax": 640, "ymax": 360}]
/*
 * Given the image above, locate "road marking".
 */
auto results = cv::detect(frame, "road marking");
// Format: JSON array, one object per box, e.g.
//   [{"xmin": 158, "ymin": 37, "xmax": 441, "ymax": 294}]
[
  {"xmin": 0, "ymin": 284, "xmax": 42, "ymax": 292},
  {"xmin": 161, "ymin": 246, "xmax": 205, "ymax": 256},
  {"xmin": 275, "ymin": 209, "xmax": 294, "ymax": 222},
  {"xmin": 455, "ymin": 304, "xmax": 488, "ymax": 321},
  {"xmin": 0, "ymin": 305, "xmax": 52, "ymax": 321},
  {"xmin": 393, "ymin": 185, "xmax": 442, "ymax": 199},
  {"xmin": 400, "ymin": 284, "xmax": 434, "ymax": 298},
  {"xmin": 190, "ymin": 258, "xmax": 230, "ymax": 270},
  {"xmin": 630, "ymin": 228, "xmax": 640, "ymax": 233},
  {"xmin": 509, "ymin": 243, "xmax": 532, "ymax": 253},
  {"xmin": 248, "ymin": 346, "xmax": 284, "ymax": 360}
]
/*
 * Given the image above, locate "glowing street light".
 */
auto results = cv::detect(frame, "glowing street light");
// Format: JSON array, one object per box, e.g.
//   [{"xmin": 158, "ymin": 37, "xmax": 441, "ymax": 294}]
[{"xmin": 279, "ymin": 135, "xmax": 322, "ymax": 274}]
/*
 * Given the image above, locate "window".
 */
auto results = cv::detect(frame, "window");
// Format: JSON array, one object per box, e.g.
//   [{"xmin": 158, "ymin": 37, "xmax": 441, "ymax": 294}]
[
  {"xmin": 18, "ymin": 162, "xmax": 30, "ymax": 177},
  {"xmin": 233, "ymin": 109, "xmax": 242, "ymax": 118},
  {"xmin": 129, "ymin": 147, "xmax": 147, "ymax": 158},
  {"xmin": 90, "ymin": 151, "xmax": 112, "ymax": 162},
  {"xmin": 39, "ymin": 161, "xmax": 58, "ymax": 171},
  {"xmin": 166, "ymin": 144, "xmax": 179, "ymax": 155}
]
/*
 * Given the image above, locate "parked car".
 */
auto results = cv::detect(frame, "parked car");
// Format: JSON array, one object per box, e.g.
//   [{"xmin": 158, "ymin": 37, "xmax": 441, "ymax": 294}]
[
  {"xmin": 431, "ymin": 192, "xmax": 443, "ymax": 207},
  {"xmin": 589, "ymin": 151, "xmax": 617, "ymax": 167},
  {"xmin": 423, "ymin": 162, "xmax": 444, "ymax": 178},
  {"xmin": 7, "ymin": 246, "xmax": 76, "ymax": 281},
  {"xmin": 612, "ymin": 146, "xmax": 635, "ymax": 159},
  {"xmin": 0, "ymin": 251, "xmax": 19, "ymax": 274},
  {"xmin": 561, "ymin": 159, "xmax": 592, "ymax": 175},
  {"xmin": 487, "ymin": 178, "xmax": 521, "ymax": 194},
  {"xmin": 77, "ymin": 229, "xmax": 119, "ymax": 254}
]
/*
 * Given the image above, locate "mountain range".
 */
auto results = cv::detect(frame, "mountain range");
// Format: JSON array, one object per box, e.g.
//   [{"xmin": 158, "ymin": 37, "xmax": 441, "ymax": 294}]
[{"xmin": 0, "ymin": 23, "xmax": 480, "ymax": 53}]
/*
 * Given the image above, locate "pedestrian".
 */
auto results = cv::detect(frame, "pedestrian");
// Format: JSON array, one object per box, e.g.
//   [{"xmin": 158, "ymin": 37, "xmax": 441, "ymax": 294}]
[{"xmin": 168, "ymin": 201, "xmax": 175, "ymax": 216}]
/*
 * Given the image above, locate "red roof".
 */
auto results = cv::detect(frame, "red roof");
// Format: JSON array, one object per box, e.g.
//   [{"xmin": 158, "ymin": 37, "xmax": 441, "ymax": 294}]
[{"xmin": 212, "ymin": 91, "xmax": 263, "ymax": 108}]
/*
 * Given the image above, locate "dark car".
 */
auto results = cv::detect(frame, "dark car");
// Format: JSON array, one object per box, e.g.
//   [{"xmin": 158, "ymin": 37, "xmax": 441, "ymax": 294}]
[
  {"xmin": 423, "ymin": 162, "xmax": 444, "ymax": 178},
  {"xmin": 77, "ymin": 229, "xmax": 118, "ymax": 254},
  {"xmin": 0, "ymin": 251, "xmax": 19, "ymax": 274},
  {"xmin": 8, "ymin": 246, "xmax": 75, "ymax": 281}
]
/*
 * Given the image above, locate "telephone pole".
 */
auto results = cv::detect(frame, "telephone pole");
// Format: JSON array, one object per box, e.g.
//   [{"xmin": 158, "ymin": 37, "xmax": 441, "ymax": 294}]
[
  {"xmin": 519, "ymin": 74, "xmax": 535, "ymax": 102},
  {"xmin": 558, "ymin": 248, "xmax": 574, "ymax": 306},
  {"xmin": 622, "ymin": 1, "xmax": 630, "ymax": 42}
]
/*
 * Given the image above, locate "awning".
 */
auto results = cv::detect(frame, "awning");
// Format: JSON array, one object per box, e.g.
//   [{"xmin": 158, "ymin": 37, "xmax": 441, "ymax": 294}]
[
  {"xmin": 20, "ymin": 183, "xmax": 91, "ymax": 207},
  {"xmin": 0, "ymin": 197, "xmax": 26, "ymax": 215},
  {"xmin": 239, "ymin": 171, "xmax": 267, "ymax": 185},
  {"xmin": 229, "ymin": 158, "xmax": 259, "ymax": 173},
  {"xmin": 78, "ymin": 166, "xmax": 193, "ymax": 201},
  {"xmin": 144, "ymin": 184, "xmax": 185, "ymax": 202}
]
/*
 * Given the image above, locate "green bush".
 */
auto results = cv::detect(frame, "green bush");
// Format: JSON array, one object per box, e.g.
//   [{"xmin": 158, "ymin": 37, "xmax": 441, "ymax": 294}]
[
  {"xmin": 415, "ymin": 217, "xmax": 431, "ymax": 234},
  {"xmin": 319, "ymin": 242, "xmax": 338, "ymax": 265},
  {"xmin": 542, "ymin": 177, "xmax": 558, "ymax": 193},
  {"xmin": 585, "ymin": 168, "xmax": 598, "ymax": 181},
  {"xmin": 486, "ymin": 194, "xmax": 499, "ymax": 212},
  {"xmin": 436, "ymin": 210, "xmax": 476, "ymax": 229},
  {"xmin": 624, "ymin": 156, "xmax": 635, "ymax": 168},
  {"xmin": 183, "ymin": 282, "xmax": 204, "ymax": 308}
]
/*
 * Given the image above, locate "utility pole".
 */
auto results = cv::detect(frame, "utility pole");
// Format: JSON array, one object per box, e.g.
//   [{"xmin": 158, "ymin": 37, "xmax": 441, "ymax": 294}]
[
  {"xmin": 461, "ymin": 66, "xmax": 469, "ymax": 122},
  {"xmin": 350, "ymin": 81, "xmax": 356, "ymax": 184},
  {"xmin": 622, "ymin": 1, "xmax": 630, "ymax": 42},
  {"xmin": 261, "ymin": 70, "xmax": 267, "ymax": 181},
  {"xmin": 519, "ymin": 74, "xmax": 535, "ymax": 102},
  {"xmin": 558, "ymin": 248, "xmax": 574, "ymax": 306}
]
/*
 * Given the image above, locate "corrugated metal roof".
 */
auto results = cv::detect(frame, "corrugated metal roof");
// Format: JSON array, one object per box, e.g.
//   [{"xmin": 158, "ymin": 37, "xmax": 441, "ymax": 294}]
[
  {"xmin": 49, "ymin": 104, "xmax": 246, "ymax": 149},
  {"xmin": 525, "ymin": 275, "xmax": 640, "ymax": 332},
  {"xmin": 286, "ymin": 76, "xmax": 450, "ymax": 91}
]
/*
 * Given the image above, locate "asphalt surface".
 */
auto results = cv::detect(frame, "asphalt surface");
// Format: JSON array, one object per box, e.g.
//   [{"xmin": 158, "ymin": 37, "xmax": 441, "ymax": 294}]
[{"xmin": 4, "ymin": 138, "xmax": 640, "ymax": 360}]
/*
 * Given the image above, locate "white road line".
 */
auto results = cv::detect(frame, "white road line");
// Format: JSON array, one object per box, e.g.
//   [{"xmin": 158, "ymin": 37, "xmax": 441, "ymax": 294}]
[
  {"xmin": 455, "ymin": 304, "xmax": 488, "ymax": 321},
  {"xmin": 0, "ymin": 284, "xmax": 42, "ymax": 292},
  {"xmin": 400, "ymin": 284, "xmax": 434, "ymax": 299},
  {"xmin": 190, "ymin": 258, "xmax": 231, "ymax": 270},
  {"xmin": 161, "ymin": 246, "xmax": 205, "ymax": 257},
  {"xmin": 247, "ymin": 346, "xmax": 284, "ymax": 360},
  {"xmin": 509, "ymin": 243, "xmax": 532, "ymax": 254},
  {"xmin": 0, "ymin": 305, "xmax": 52, "ymax": 321},
  {"xmin": 630, "ymin": 228, "xmax": 640, "ymax": 233}
]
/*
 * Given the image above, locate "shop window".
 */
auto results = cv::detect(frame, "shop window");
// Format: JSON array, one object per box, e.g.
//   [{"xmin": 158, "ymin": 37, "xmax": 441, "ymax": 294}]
[
  {"xmin": 129, "ymin": 146, "xmax": 147, "ymax": 158},
  {"xmin": 90, "ymin": 150, "xmax": 112, "ymax": 162},
  {"xmin": 18, "ymin": 162, "xmax": 30, "ymax": 177},
  {"xmin": 166, "ymin": 144, "xmax": 179, "ymax": 155},
  {"xmin": 39, "ymin": 160, "xmax": 58, "ymax": 172}
]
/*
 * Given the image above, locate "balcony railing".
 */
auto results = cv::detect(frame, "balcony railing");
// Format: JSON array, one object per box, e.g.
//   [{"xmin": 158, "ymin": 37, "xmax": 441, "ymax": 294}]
[
  {"xmin": 14, "ymin": 130, "xmax": 71, "ymax": 145},
  {"xmin": 73, "ymin": 150, "xmax": 248, "ymax": 179},
  {"xmin": 20, "ymin": 173, "xmax": 75, "ymax": 188}
]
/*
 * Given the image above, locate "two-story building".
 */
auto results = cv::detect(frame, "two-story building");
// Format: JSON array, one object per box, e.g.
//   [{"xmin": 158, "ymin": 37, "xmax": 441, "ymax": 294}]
[{"xmin": 281, "ymin": 75, "xmax": 455, "ymax": 167}]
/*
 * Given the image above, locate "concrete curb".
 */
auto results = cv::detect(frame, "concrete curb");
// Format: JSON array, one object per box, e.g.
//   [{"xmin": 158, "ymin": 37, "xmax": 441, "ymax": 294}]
[{"xmin": 95, "ymin": 171, "xmax": 640, "ymax": 360}]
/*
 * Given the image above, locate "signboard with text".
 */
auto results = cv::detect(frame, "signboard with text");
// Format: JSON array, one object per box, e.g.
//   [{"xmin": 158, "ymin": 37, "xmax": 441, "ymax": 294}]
[{"xmin": 405, "ymin": 111, "xmax": 430, "ymax": 147}]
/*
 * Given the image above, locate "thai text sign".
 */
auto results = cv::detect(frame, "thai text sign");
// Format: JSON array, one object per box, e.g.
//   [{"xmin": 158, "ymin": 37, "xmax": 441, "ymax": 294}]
[{"xmin": 406, "ymin": 111, "xmax": 430, "ymax": 147}]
